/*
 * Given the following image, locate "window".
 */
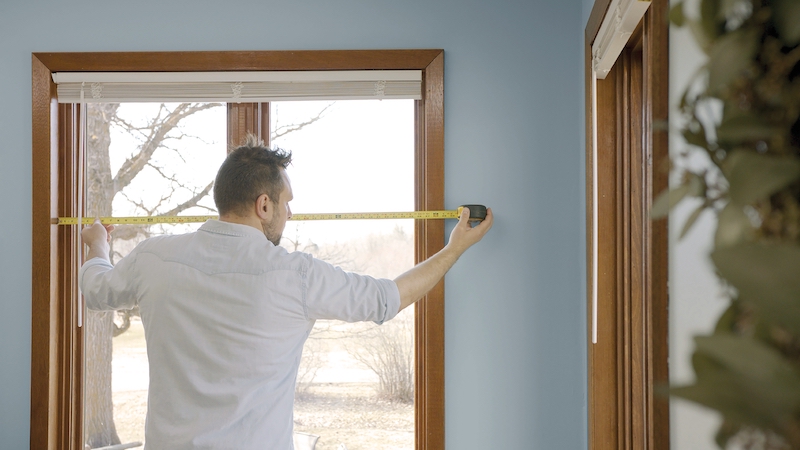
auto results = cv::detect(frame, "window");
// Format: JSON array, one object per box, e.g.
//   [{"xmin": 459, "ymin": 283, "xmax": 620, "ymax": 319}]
[
  {"xmin": 83, "ymin": 102, "xmax": 227, "ymax": 447},
  {"xmin": 31, "ymin": 50, "xmax": 446, "ymax": 450},
  {"xmin": 273, "ymin": 99, "xmax": 416, "ymax": 448}
]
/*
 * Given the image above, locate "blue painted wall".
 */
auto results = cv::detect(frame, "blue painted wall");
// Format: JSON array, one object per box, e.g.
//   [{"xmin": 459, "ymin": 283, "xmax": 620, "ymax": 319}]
[
  {"xmin": 0, "ymin": 0, "xmax": 586, "ymax": 448},
  {"xmin": 583, "ymin": 0, "xmax": 596, "ymax": 24}
]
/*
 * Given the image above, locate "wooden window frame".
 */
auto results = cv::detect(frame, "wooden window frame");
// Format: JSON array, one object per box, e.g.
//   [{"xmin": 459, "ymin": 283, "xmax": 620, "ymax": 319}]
[
  {"xmin": 228, "ymin": 103, "xmax": 270, "ymax": 146},
  {"xmin": 31, "ymin": 50, "xmax": 446, "ymax": 450},
  {"xmin": 585, "ymin": 1, "xmax": 670, "ymax": 449}
]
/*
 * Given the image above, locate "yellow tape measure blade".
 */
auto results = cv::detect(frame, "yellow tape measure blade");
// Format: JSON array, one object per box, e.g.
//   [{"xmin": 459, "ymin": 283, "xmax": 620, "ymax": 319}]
[
  {"xmin": 53, "ymin": 205, "xmax": 486, "ymax": 225},
  {"xmin": 55, "ymin": 215, "xmax": 218, "ymax": 225}
]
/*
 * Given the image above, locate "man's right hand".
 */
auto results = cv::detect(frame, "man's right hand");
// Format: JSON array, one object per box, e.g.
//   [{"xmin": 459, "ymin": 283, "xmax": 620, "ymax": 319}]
[
  {"xmin": 394, "ymin": 205, "xmax": 493, "ymax": 311},
  {"xmin": 446, "ymin": 206, "xmax": 494, "ymax": 253}
]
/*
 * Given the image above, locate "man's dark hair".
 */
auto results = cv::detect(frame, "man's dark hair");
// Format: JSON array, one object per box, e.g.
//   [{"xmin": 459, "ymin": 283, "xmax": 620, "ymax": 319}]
[{"xmin": 213, "ymin": 135, "xmax": 292, "ymax": 216}]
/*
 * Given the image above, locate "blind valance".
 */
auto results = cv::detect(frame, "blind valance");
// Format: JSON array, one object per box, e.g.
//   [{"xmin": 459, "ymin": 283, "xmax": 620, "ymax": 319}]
[{"xmin": 52, "ymin": 70, "xmax": 422, "ymax": 103}]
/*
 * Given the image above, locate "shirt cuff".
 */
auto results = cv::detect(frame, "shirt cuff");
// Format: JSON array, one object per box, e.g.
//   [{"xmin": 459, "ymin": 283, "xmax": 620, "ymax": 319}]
[
  {"xmin": 374, "ymin": 279, "xmax": 401, "ymax": 325},
  {"xmin": 78, "ymin": 257, "xmax": 114, "ymax": 291}
]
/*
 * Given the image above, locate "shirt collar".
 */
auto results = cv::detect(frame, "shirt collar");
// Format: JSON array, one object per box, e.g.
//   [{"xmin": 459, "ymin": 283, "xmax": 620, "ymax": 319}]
[{"xmin": 199, "ymin": 219, "xmax": 269, "ymax": 242}]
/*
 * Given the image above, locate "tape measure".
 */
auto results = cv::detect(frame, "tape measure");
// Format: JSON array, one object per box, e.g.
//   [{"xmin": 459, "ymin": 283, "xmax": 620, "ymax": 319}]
[{"xmin": 54, "ymin": 205, "xmax": 487, "ymax": 225}]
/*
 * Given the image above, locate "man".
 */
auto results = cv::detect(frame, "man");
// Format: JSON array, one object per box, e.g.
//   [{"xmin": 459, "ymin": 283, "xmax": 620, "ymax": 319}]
[{"xmin": 80, "ymin": 136, "xmax": 493, "ymax": 449}]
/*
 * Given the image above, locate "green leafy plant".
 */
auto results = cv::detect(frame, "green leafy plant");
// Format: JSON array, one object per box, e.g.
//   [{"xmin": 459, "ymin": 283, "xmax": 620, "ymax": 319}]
[{"xmin": 658, "ymin": 0, "xmax": 800, "ymax": 447}]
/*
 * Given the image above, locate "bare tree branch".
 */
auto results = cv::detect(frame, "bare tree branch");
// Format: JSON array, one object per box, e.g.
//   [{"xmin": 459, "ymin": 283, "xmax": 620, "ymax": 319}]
[
  {"xmin": 159, "ymin": 180, "xmax": 215, "ymax": 217},
  {"xmin": 271, "ymin": 102, "xmax": 334, "ymax": 141},
  {"xmin": 110, "ymin": 224, "xmax": 151, "ymax": 242},
  {"xmin": 112, "ymin": 103, "xmax": 221, "ymax": 194},
  {"xmin": 146, "ymin": 162, "xmax": 181, "ymax": 185}
]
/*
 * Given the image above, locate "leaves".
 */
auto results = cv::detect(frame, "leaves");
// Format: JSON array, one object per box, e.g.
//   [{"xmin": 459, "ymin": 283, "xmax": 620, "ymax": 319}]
[
  {"xmin": 680, "ymin": 201, "xmax": 709, "ymax": 239},
  {"xmin": 714, "ymin": 202, "xmax": 754, "ymax": 247},
  {"xmin": 714, "ymin": 421, "xmax": 743, "ymax": 450},
  {"xmin": 670, "ymin": 0, "xmax": 800, "ymax": 446},
  {"xmin": 713, "ymin": 301, "xmax": 737, "ymax": 334},
  {"xmin": 773, "ymin": 0, "xmax": 800, "ymax": 46},
  {"xmin": 712, "ymin": 242, "xmax": 800, "ymax": 334},
  {"xmin": 669, "ymin": 1, "xmax": 686, "ymax": 27},
  {"xmin": 672, "ymin": 334, "xmax": 800, "ymax": 430},
  {"xmin": 682, "ymin": 125, "xmax": 711, "ymax": 151},
  {"xmin": 651, "ymin": 172, "xmax": 705, "ymax": 219},
  {"xmin": 707, "ymin": 27, "xmax": 760, "ymax": 93},
  {"xmin": 697, "ymin": 335, "xmax": 800, "ymax": 388},
  {"xmin": 651, "ymin": 187, "xmax": 687, "ymax": 219},
  {"xmin": 722, "ymin": 150, "xmax": 800, "ymax": 206},
  {"xmin": 650, "ymin": 170, "xmax": 711, "ymax": 238},
  {"xmin": 687, "ymin": 18, "xmax": 714, "ymax": 54},
  {"xmin": 716, "ymin": 114, "xmax": 782, "ymax": 144},
  {"xmin": 700, "ymin": 0, "xmax": 723, "ymax": 42}
]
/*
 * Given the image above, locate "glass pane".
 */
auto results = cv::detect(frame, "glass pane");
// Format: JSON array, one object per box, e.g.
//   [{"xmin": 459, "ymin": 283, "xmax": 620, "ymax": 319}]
[
  {"xmin": 271, "ymin": 100, "xmax": 416, "ymax": 450},
  {"xmin": 83, "ymin": 102, "xmax": 226, "ymax": 449}
]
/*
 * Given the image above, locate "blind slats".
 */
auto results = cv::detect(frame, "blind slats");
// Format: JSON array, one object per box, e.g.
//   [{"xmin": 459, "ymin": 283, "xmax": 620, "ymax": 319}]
[{"xmin": 53, "ymin": 71, "xmax": 422, "ymax": 103}]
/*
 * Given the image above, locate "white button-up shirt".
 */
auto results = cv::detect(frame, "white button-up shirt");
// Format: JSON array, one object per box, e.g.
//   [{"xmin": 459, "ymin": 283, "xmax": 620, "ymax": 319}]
[{"xmin": 79, "ymin": 220, "xmax": 400, "ymax": 450}]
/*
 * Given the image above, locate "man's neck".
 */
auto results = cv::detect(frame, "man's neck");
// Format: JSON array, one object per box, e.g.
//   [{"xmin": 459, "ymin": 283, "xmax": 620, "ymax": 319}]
[{"xmin": 219, "ymin": 213, "xmax": 262, "ymax": 233}]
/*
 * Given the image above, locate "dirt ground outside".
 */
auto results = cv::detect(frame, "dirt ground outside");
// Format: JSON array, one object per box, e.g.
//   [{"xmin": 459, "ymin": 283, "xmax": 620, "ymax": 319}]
[{"xmin": 111, "ymin": 318, "xmax": 414, "ymax": 450}]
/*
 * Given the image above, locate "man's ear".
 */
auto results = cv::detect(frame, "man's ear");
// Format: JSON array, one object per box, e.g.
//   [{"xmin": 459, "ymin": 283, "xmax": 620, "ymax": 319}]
[{"xmin": 254, "ymin": 193, "xmax": 273, "ymax": 221}]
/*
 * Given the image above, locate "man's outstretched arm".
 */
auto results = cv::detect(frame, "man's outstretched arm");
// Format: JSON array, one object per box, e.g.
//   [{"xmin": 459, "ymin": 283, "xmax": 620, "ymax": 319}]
[{"xmin": 394, "ymin": 206, "xmax": 493, "ymax": 311}]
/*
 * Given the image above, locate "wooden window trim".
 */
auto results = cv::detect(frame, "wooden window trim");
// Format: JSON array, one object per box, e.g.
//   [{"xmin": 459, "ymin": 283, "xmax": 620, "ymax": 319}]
[
  {"xmin": 31, "ymin": 50, "xmax": 446, "ymax": 450},
  {"xmin": 228, "ymin": 103, "xmax": 270, "ymax": 147},
  {"xmin": 585, "ymin": 1, "xmax": 670, "ymax": 449}
]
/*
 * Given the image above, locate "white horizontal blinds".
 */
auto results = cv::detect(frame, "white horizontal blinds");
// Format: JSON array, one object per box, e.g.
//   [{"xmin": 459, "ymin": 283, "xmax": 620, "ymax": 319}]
[
  {"xmin": 52, "ymin": 70, "xmax": 422, "ymax": 103},
  {"xmin": 591, "ymin": 0, "xmax": 651, "ymax": 80}
]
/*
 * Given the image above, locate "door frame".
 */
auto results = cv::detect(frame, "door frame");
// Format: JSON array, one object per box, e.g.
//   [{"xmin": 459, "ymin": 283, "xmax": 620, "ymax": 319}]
[{"xmin": 585, "ymin": 2, "xmax": 670, "ymax": 448}]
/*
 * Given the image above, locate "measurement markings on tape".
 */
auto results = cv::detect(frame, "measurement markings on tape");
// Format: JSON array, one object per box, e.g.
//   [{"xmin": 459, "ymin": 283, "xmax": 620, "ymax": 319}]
[
  {"xmin": 53, "ymin": 205, "xmax": 486, "ymax": 225},
  {"xmin": 55, "ymin": 210, "xmax": 462, "ymax": 225}
]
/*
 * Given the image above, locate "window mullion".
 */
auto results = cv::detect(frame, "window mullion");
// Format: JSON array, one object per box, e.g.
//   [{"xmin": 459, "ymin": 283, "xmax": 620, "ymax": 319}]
[{"xmin": 227, "ymin": 103, "xmax": 270, "ymax": 149}]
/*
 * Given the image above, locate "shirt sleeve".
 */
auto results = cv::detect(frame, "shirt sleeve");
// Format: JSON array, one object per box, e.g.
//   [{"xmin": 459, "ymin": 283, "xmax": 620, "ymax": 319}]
[
  {"xmin": 79, "ymin": 254, "xmax": 140, "ymax": 311},
  {"xmin": 302, "ymin": 255, "xmax": 401, "ymax": 325}
]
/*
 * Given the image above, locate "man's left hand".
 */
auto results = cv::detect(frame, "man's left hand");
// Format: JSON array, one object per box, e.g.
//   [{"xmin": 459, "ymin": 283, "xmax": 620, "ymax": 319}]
[{"xmin": 81, "ymin": 219, "xmax": 115, "ymax": 262}]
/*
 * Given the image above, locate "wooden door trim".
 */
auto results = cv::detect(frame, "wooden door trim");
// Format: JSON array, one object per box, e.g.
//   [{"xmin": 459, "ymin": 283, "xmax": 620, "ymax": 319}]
[
  {"xmin": 32, "ymin": 49, "xmax": 445, "ymax": 450},
  {"xmin": 585, "ymin": 1, "xmax": 669, "ymax": 448},
  {"xmin": 642, "ymin": 6, "xmax": 671, "ymax": 447}
]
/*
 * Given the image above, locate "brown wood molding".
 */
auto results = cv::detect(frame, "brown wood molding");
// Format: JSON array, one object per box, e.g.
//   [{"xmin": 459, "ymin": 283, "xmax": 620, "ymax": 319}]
[
  {"xmin": 32, "ymin": 50, "xmax": 443, "ymax": 73},
  {"xmin": 586, "ymin": 0, "xmax": 613, "ymax": 43},
  {"xmin": 227, "ymin": 103, "xmax": 270, "ymax": 147},
  {"xmin": 585, "ymin": 1, "xmax": 669, "ymax": 448},
  {"xmin": 32, "ymin": 56, "xmax": 87, "ymax": 450},
  {"xmin": 415, "ymin": 50, "xmax": 445, "ymax": 450},
  {"xmin": 588, "ymin": 57, "xmax": 622, "ymax": 450},
  {"xmin": 56, "ymin": 103, "xmax": 85, "ymax": 450},
  {"xmin": 31, "ymin": 53, "xmax": 59, "ymax": 450},
  {"xmin": 643, "ymin": 2, "xmax": 671, "ymax": 446},
  {"xmin": 32, "ymin": 49, "xmax": 446, "ymax": 450}
]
